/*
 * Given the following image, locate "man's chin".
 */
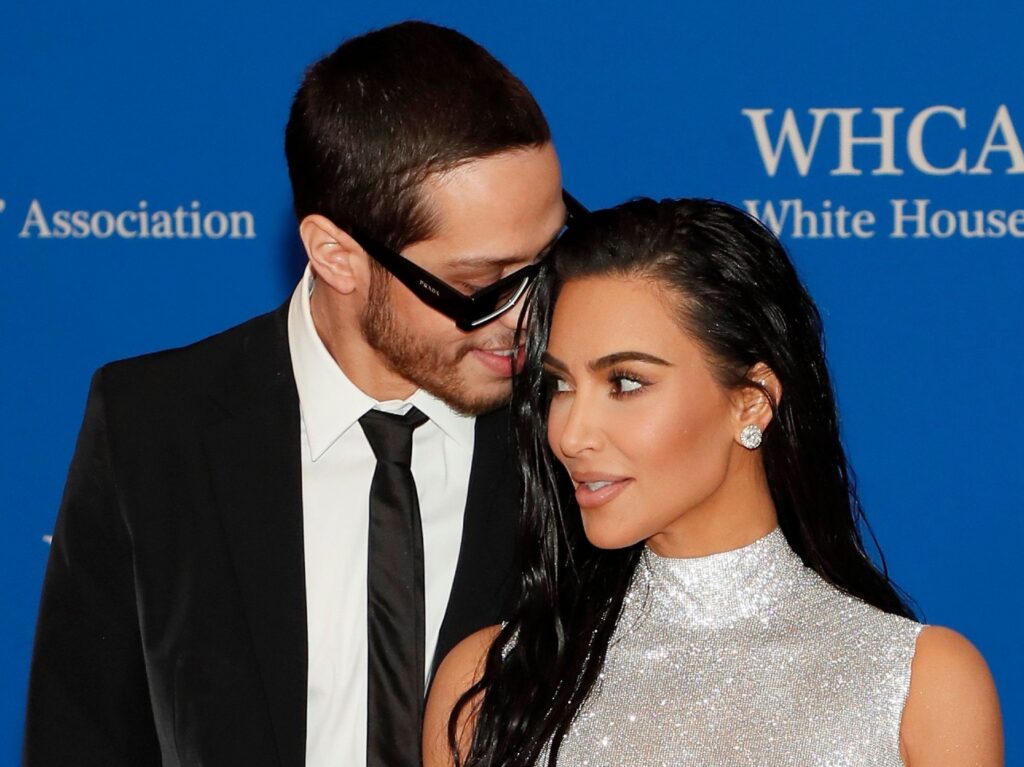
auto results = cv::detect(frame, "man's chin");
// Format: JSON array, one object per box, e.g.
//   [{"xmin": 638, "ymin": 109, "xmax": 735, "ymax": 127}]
[
  {"xmin": 420, "ymin": 364, "xmax": 512, "ymax": 416},
  {"xmin": 444, "ymin": 382, "xmax": 512, "ymax": 417},
  {"xmin": 361, "ymin": 306, "xmax": 514, "ymax": 414}
]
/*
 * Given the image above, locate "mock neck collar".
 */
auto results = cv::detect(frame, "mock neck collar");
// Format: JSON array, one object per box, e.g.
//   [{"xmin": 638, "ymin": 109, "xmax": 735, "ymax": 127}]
[{"xmin": 635, "ymin": 528, "xmax": 811, "ymax": 628}]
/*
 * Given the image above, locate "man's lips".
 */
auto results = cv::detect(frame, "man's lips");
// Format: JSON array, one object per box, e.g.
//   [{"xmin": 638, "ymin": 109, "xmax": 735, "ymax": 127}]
[
  {"xmin": 470, "ymin": 346, "xmax": 525, "ymax": 376},
  {"xmin": 571, "ymin": 473, "xmax": 633, "ymax": 509}
]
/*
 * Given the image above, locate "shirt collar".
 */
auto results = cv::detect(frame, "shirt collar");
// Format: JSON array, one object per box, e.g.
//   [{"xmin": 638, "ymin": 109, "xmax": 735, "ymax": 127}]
[
  {"xmin": 287, "ymin": 266, "xmax": 475, "ymax": 460},
  {"xmin": 407, "ymin": 388, "xmax": 476, "ymax": 448}
]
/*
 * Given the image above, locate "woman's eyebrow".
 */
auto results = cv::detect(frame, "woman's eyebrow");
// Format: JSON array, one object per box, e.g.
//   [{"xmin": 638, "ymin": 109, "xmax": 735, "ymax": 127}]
[
  {"xmin": 589, "ymin": 351, "xmax": 673, "ymax": 370},
  {"xmin": 541, "ymin": 350, "xmax": 673, "ymax": 372},
  {"xmin": 541, "ymin": 352, "xmax": 569, "ymax": 372}
]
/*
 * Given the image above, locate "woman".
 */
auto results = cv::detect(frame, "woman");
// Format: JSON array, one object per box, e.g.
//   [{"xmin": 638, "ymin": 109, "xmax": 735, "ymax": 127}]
[{"xmin": 423, "ymin": 198, "xmax": 1002, "ymax": 766}]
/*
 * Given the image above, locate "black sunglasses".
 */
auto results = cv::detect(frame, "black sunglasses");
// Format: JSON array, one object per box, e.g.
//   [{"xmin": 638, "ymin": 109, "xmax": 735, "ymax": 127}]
[{"xmin": 349, "ymin": 190, "xmax": 588, "ymax": 331}]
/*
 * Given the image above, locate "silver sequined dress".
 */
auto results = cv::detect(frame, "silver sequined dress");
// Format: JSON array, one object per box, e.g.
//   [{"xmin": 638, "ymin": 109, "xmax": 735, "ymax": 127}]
[{"xmin": 538, "ymin": 528, "xmax": 923, "ymax": 766}]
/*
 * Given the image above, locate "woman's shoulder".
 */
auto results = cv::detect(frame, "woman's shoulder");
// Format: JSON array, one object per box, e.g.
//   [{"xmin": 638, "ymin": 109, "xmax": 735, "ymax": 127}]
[
  {"xmin": 433, "ymin": 624, "xmax": 504, "ymax": 694},
  {"xmin": 899, "ymin": 625, "xmax": 1003, "ymax": 765},
  {"xmin": 799, "ymin": 571, "xmax": 924, "ymax": 654},
  {"xmin": 423, "ymin": 624, "xmax": 504, "ymax": 767}
]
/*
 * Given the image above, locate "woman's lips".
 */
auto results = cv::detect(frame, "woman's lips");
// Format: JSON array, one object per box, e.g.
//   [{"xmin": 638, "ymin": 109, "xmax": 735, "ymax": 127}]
[
  {"xmin": 470, "ymin": 346, "xmax": 525, "ymax": 377},
  {"xmin": 574, "ymin": 477, "xmax": 633, "ymax": 508}
]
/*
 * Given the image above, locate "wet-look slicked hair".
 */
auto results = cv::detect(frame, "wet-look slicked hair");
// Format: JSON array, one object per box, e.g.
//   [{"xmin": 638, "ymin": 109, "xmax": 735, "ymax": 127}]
[
  {"xmin": 452, "ymin": 198, "xmax": 916, "ymax": 766},
  {"xmin": 285, "ymin": 20, "xmax": 551, "ymax": 250}
]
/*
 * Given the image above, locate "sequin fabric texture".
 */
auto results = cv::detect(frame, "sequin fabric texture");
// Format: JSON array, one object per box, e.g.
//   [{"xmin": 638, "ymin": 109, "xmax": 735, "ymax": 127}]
[{"xmin": 537, "ymin": 528, "xmax": 923, "ymax": 766}]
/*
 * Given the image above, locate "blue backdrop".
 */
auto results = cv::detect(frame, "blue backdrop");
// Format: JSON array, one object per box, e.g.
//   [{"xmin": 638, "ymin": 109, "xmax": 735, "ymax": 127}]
[{"xmin": 2, "ymin": 0, "xmax": 1021, "ymax": 762}]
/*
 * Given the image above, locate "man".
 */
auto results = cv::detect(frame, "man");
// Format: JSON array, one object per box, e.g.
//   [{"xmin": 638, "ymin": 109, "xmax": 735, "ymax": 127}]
[{"xmin": 24, "ymin": 21, "xmax": 568, "ymax": 767}]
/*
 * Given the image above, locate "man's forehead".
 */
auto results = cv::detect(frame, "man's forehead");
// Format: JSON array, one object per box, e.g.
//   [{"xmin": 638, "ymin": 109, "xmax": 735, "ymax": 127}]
[{"xmin": 420, "ymin": 145, "xmax": 562, "ymax": 218}]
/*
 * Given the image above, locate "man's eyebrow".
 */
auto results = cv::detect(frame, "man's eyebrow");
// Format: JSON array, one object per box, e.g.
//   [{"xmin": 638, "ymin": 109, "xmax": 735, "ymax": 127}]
[
  {"xmin": 448, "ymin": 218, "xmax": 566, "ymax": 270},
  {"xmin": 541, "ymin": 351, "xmax": 673, "ymax": 372},
  {"xmin": 448, "ymin": 254, "xmax": 535, "ymax": 270}
]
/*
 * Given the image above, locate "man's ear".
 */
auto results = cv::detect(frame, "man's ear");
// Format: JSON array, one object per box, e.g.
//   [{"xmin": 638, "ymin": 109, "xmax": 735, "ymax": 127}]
[
  {"xmin": 298, "ymin": 214, "xmax": 368, "ymax": 295},
  {"xmin": 730, "ymin": 362, "xmax": 782, "ymax": 435}
]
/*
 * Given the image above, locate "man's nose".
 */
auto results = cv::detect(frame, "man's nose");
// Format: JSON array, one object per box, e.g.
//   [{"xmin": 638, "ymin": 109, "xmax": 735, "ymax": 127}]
[{"xmin": 495, "ymin": 290, "xmax": 530, "ymax": 335}]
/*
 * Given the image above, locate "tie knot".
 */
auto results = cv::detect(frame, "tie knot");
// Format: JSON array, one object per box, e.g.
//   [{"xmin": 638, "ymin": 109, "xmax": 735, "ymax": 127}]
[{"xmin": 358, "ymin": 406, "xmax": 428, "ymax": 465}]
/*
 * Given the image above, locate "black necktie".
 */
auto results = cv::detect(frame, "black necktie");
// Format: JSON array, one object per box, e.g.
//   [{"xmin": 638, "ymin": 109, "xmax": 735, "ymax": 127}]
[{"xmin": 359, "ymin": 406, "xmax": 429, "ymax": 767}]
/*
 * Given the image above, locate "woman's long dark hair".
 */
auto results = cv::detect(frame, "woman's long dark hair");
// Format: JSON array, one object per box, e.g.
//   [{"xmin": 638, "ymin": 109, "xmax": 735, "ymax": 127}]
[{"xmin": 450, "ymin": 198, "xmax": 916, "ymax": 766}]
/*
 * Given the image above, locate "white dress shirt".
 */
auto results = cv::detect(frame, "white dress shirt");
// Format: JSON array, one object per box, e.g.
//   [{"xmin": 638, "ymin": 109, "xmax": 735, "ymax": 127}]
[{"xmin": 287, "ymin": 267, "xmax": 475, "ymax": 767}]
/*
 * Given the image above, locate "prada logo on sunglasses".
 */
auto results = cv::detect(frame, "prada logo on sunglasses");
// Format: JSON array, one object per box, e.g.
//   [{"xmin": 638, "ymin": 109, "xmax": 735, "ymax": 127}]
[{"xmin": 418, "ymin": 280, "xmax": 441, "ymax": 296}]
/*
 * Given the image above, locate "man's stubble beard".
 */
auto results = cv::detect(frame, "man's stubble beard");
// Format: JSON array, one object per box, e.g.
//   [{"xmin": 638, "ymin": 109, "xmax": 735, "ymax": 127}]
[{"xmin": 360, "ymin": 270, "xmax": 513, "ymax": 416}]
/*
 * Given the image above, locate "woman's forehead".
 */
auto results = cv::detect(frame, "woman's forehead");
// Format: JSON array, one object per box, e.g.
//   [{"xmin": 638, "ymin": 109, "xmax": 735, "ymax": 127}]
[{"xmin": 547, "ymin": 276, "xmax": 700, "ymax": 365}]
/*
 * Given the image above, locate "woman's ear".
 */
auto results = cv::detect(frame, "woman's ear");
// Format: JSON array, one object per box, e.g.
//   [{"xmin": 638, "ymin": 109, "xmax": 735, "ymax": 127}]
[
  {"xmin": 730, "ymin": 362, "xmax": 782, "ymax": 440},
  {"xmin": 298, "ymin": 214, "xmax": 368, "ymax": 295}
]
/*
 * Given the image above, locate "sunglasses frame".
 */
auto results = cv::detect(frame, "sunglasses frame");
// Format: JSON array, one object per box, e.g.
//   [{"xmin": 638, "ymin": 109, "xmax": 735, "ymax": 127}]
[{"xmin": 349, "ymin": 190, "xmax": 587, "ymax": 331}]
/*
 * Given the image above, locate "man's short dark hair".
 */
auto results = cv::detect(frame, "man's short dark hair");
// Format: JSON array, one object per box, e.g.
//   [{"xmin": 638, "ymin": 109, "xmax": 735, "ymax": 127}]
[{"xmin": 285, "ymin": 21, "xmax": 552, "ymax": 250}]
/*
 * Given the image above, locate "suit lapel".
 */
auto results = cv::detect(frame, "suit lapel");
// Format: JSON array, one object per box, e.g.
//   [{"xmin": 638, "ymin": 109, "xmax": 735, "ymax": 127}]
[
  {"xmin": 203, "ymin": 305, "xmax": 307, "ymax": 767},
  {"xmin": 431, "ymin": 407, "xmax": 520, "ymax": 676}
]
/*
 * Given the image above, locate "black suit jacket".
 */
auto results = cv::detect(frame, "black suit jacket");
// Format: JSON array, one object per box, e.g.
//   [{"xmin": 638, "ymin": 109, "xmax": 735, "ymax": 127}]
[{"xmin": 23, "ymin": 304, "xmax": 520, "ymax": 767}]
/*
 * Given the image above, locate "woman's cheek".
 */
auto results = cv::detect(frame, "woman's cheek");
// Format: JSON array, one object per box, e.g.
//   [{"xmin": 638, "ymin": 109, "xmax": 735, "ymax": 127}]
[{"xmin": 611, "ymin": 398, "xmax": 670, "ymax": 461}]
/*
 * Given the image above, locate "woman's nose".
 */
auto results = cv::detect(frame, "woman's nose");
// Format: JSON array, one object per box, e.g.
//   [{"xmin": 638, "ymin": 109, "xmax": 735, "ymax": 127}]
[{"xmin": 556, "ymin": 394, "xmax": 602, "ymax": 458}]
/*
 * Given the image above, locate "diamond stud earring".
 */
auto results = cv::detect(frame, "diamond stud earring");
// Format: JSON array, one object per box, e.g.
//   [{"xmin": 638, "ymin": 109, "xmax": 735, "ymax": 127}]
[{"xmin": 739, "ymin": 424, "xmax": 763, "ymax": 450}]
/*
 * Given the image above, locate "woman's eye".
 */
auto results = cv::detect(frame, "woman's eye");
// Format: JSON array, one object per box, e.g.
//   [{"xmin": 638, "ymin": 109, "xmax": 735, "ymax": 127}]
[
  {"xmin": 611, "ymin": 376, "xmax": 645, "ymax": 396},
  {"xmin": 544, "ymin": 376, "xmax": 573, "ymax": 397}
]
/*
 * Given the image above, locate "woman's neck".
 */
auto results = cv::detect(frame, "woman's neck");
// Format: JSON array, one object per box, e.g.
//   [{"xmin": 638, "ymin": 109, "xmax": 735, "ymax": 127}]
[{"xmin": 645, "ymin": 449, "xmax": 777, "ymax": 558}]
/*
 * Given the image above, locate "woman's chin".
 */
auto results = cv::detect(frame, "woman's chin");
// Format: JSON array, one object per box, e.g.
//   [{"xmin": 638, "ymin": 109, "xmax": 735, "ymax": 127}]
[{"xmin": 581, "ymin": 522, "xmax": 646, "ymax": 551}]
